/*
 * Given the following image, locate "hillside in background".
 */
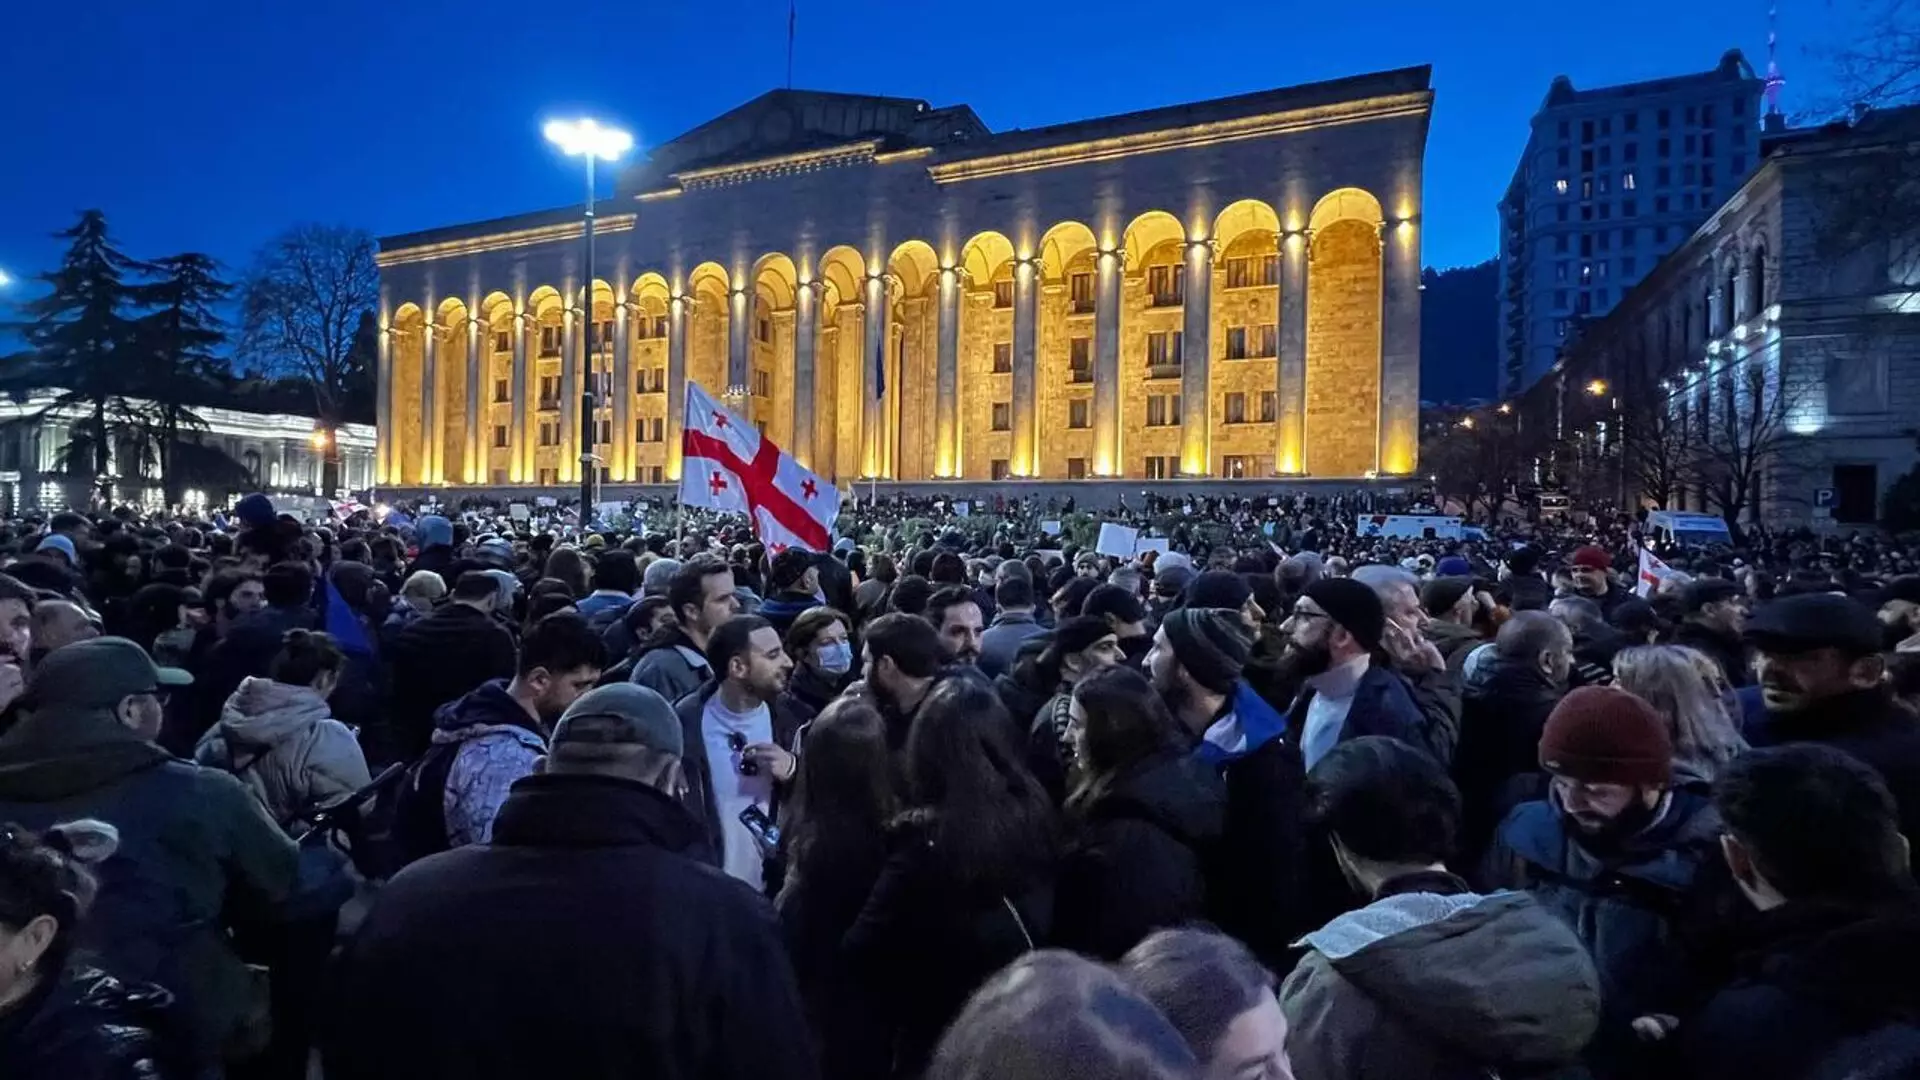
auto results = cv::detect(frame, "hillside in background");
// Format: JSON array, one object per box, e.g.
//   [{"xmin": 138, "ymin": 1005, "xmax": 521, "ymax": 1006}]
[{"xmin": 1420, "ymin": 259, "xmax": 1499, "ymax": 404}]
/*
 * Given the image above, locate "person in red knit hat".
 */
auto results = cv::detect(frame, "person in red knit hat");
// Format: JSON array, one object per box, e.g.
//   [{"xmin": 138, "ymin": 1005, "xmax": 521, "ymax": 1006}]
[
  {"xmin": 1482, "ymin": 684, "xmax": 1723, "ymax": 1079},
  {"xmin": 1565, "ymin": 545, "xmax": 1632, "ymax": 621}
]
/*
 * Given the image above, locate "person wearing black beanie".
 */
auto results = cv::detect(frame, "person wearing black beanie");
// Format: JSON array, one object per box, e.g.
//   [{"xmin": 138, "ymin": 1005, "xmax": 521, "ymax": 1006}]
[{"xmin": 1283, "ymin": 579, "xmax": 1428, "ymax": 770}]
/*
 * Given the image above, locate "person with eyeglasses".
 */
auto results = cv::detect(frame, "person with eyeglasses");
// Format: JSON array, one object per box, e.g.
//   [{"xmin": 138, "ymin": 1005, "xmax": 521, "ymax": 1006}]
[
  {"xmin": 1482, "ymin": 684, "xmax": 1723, "ymax": 1079},
  {"xmin": 0, "ymin": 636, "xmax": 298, "ymax": 1073}
]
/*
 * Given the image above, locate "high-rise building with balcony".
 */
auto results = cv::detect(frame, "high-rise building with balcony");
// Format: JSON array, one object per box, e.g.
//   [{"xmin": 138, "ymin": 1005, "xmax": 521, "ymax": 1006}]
[{"xmin": 1498, "ymin": 52, "xmax": 1763, "ymax": 394}]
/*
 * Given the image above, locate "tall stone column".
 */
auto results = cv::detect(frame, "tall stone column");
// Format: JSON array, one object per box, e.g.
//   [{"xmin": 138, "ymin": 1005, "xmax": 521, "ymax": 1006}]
[
  {"xmin": 1012, "ymin": 255, "xmax": 1041, "ymax": 477},
  {"xmin": 559, "ymin": 303, "xmax": 579, "ymax": 484},
  {"xmin": 818, "ymin": 321, "xmax": 841, "ymax": 481},
  {"xmin": 421, "ymin": 313, "xmax": 440, "ymax": 485},
  {"xmin": 465, "ymin": 309, "xmax": 483, "ymax": 486},
  {"xmin": 613, "ymin": 301, "xmax": 632, "ymax": 482},
  {"xmin": 1092, "ymin": 248, "xmax": 1123, "ymax": 477},
  {"xmin": 666, "ymin": 295, "xmax": 689, "ymax": 482},
  {"xmin": 1378, "ymin": 217, "xmax": 1421, "ymax": 475},
  {"xmin": 1276, "ymin": 231, "xmax": 1310, "ymax": 475},
  {"xmin": 728, "ymin": 286, "xmax": 751, "ymax": 395},
  {"xmin": 862, "ymin": 274, "xmax": 890, "ymax": 478},
  {"xmin": 1179, "ymin": 239, "xmax": 1215, "ymax": 476},
  {"xmin": 935, "ymin": 267, "xmax": 962, "ymax": 478},
  {"xmin": 376, "ymin": 321, "xmax": 393, "ymax": 486},
  {"xmin": 511, "ymin": 313, "xmax": 530, "ymax": 483},
  {"xmin": 793, "ymin": 280, "xmax": 820, "ymax": 471}
]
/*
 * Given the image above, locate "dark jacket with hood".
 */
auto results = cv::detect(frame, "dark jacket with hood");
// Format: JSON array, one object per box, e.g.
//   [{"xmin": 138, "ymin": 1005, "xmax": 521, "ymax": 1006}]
[
  {"xmin": 324, "ymin": 772, "xmax": 817, "ymax": 1080},
  {"xmin": 1672, "ymin": 620, "xmax": 1753, "ymax": 688},
  {"xmin": 384, "ymin": 601, "xmax": 519, "ymax": 762},
  {"xmin": 1454, "ymin": 653, "xmax": 1565, "ymax": 859},
  {"xmin": 189, "ymin": 601, "xmax": 316, "ymax": 751},
  {"xmin": 629, "ymin": 629, "xmax": 713, "ymax": 707},
  {"xmin": 0, "ymin": 967, "xmax": 180, "ymax": 1080},
  {"xmin": 1054, "ymin": 752, "xmax": 1226, "ymax": 959},
  {"xmin": 1486, "ymin": 789, "xmax": 1724, "ymax": 1077},
  {"xmin": 1750, "ymin": 688, "xmax": 1920, "ymax": 848},
  {"xmin": 0, "ymin": 703, "xmax": 298, "ymax": 1066},
  {"xmin": 431, "ymin": 679, "xmax": 548, "ymax": 848},
  {"xmin": 1282, "ymin": 872, "xmax": 1602, "ymax": 1080},
  {"xmin": 1679, "ymin": 897, "xmax": 1920, "ymax": 1080}
]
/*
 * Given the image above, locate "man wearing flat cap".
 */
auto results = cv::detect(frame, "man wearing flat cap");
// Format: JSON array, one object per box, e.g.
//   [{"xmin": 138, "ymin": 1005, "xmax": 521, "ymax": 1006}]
[
  {"xmin": 1745, "ymin": 592, "xmax": 1920, "ymax": 844},
  {"xmin": 1281, "ymin": 578, "xmax": 1429, "ymax": 771},
  {"xmin": 1673, "ymin": 578, "xmax": 1753, "ymax": 688},
  {"xmin": 326, "ymin": 682, "xmax": 816, "ymax": 1080}
]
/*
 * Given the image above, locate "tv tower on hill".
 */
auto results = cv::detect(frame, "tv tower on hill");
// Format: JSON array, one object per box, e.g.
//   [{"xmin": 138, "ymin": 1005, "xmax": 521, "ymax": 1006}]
[{"xmin": 1763, "ymin": 1, "xmax": 1787, "ymax": 126}]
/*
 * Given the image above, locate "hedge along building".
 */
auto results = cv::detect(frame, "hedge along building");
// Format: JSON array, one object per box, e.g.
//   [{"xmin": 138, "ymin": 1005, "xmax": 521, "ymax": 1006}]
[{"xmin": 374, "ymin": 66, "xmax": 1431, "ymax": 494}]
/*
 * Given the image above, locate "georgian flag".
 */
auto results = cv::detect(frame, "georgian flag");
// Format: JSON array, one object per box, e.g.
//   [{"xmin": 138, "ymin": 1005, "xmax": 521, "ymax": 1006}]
[
  {"xmin": 1637, "ymin": 546, "xmax": 1678, "ymax": 598},
  {"xmin": 678, "ymin": 381, "xmax": 840, "ymax": 553}
]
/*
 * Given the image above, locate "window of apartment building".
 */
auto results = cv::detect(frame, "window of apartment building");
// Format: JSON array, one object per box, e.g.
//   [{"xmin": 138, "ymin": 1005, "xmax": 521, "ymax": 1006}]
[
  {"xmin": 1225, "ymin": 324, "xmax": 1277, "ymax": 360},
  {"xmin": 1686, "ymin": 105, "xmax": 1697, "ymax": 124},
  {"xmin": 1069, "ymin": 337, "xmax": 1091, "ymax": 381},
  {"xmin": 1069, "ymin": 399, "xmax": 1090, "ymax": 429},
  {"xmin": 1555, "ymin": 178, "xmax": 1569, "ymax": 195},
  {"xmin": 1702, "ymin": 163, "xmax": 1715, "ymax": 188},
  {"xmin": 492, "ymin": 425, "xmax": 509, "ymax": 448},
  {"xmin": 1701, "ymin": 103, "xmax": 1715, "ymax": 126},
  {"xmin": 757, "ymin": 317, "xmax": 772, "ymax": 344},
  {"xmin": 1599, "ymin": 202, "xmax": 1612, "ymax": 220},
  {"xmin": 1067, "ymin": 458, "xmax": 1088, "ymax": 480},
  {"xmin": 991, "ymin": 459, "xmax": 1011, "ymax": 480},
  {"xmin": 1580, "ymin": 263, "xmax": 1593, "ymax": 282},
  {"xmin": 1597, "ymin": 287, "xmax": 1611, "ymax": 306},
  {"xmin": 635, "ymin": 418, "xmax": 664, "ymax": 443},
  {"xmin": 1622, "ymin": 256, "xmax": 1637, "ymax": 276},
  {"xmin": 1146, "ymin": 393, "xmax": 1182, "ymax": 427},
  {"xmin": 1732, "ymin": 124, "xmax": 1747, "ymax": 146},
  {"xmin": 1069, "ymin": 272, "xmax": 1094, "ymax": 313},
  {"xmin": 1702, "ymin": 132, "xmax": 1715, "ymax": 157},
  {"xmin": 1684, "ymin": 133, "xmax": 1697, "ymax": 154},
  {"xmin": 493, "ymin": 378, "xmax": 509, "ymax": 403},
  {"xmin": 1600, "ymin": 117, "xmax": 1612, "ymax": 136},
  {"xmin": 1625, "ymin": 112, "xmax": 1639, "ymax": 133},
  {"xmin": 1225, "ymin": 392, "xmax": 1247, "ymax": 424},
  {"xmin": 993, "ymin": 280, "xmax": 1014, "ymax": 308},
  {"xmin": 1557, "ymin": 205, "xmax": 1570, "ymax": 223},
  {"xmin": 1578, "ymin": 292, "xmax": 1593, "ymax": 314},
  {"xmin": 1580, "ymin": 233, "xmax": 1594, "ymax": 256},
  {"xmin": 1143, "ymin": 456, "xmax": 1173, "ymax": 480},
  {"xmin": 1732, "ymin": 95, "xmax": 1746, "ymax": 116},
  {"xmin": 1554, "ymin": 289, "xmax": 1569, "ymax": 310},
  {"xmin": 1555, "ymin": 262, "xmax": 1569, "ymax": 283},
  {"xmin": 596, "ymin": 418, "xmax": 613, "ymax": 444},
  {"xmin": 538, "ymin": 468, "xmax": 558, "ymax": 486},
  {"xmin": 1684, "ymin": 192, "xmax": 1696, "ymax": 209},
  {"xmin": 1657, "ymin": 165, "xmax": 1672, "ymax": 185},
  {"xmin": 752, "ymin": 369, "xmax": 771, "ymax": 398},
  {"xmin": 1622, "ymin": 170, "xmax": 1636, "ymax": 190},
  {"xmin": 1581, "ymin": 204, "xmax": 1594, "ymax": 222},
  {"xmin": 991, "ymin": 402, "xmax": 1011, "ymax": 431},
  {"xmin": 1581, "ymin": 149, "xmax": 1594, "ymax": 172},
  {"xmin": 1623, "ymin": 198, "xmax": 1638, "ymax": 216},
  {"xmin": 1599, "ymin": 145, "xmax": 1612, "ymax": 166},
  {"xmin": 1656, "ymin": 196, "xmax": 1671, "ymax": 213},
  {"xmin": 993, "ymin": 342, "xmax": 1012, "ymax": 373},
  {"xmin": 1598, "ymin": 231, "xmax": 1612, "ymax": 251},
  {"xmin": 1658, "ymin": 137, "xmax": 1671, "ymax": 157},
  {"xmin": 1595, "ymin": 260, "xmax": 1609, "ymax": 279},
  {"xmin": 1732, "ymin": 154, "xmax": 1746, "ymax": 175},
  {"xmin": 1624, "ymin": 142, "xmax": 1638, "ymax": 163},
  {"xmin": 1683, "ymin": 163, "xmax": 1697, "ymax": 184},
  {"xmin": 1599, "ymin": 174, "xmax": 1612, "ymax": 195},
  {"xmin": 492, "ymin": 330, "xmax": 511, "ymax": 353},
  {"xmin": 1557, "ymin": 147, "xmax": 1570, "ymax": 168},
  {"xmin": 1554, "ymin": 318, "xmax": 1568, "ymax": 337},
  {"xmin": 1558, "ymin": 119, "xmax": 1570, "ymax": 139},
  {"xmin": 1580, "ymin": 178, "xmax": 1593, "ymax": 199},
  {"xmin": 539, "ymin": 375, "xmax": 559, "ymax": 408},
  {"xmin": 539, "ymin": 325, "xmax": 562, "ymax": 357},
  {"xmin": 1147, "ymin": 331, "xmax": 1183, "ymax": 370},
  {"xmin": 1148, "ymin": 265, "xmax": 1185, "ymax": 306},
  {"xmin": 1225, "ymin": 254, "xmax": 1278, "ymax": 288},
  {"xmin": 1555, "ymin": 234, "xmax": 1569, "ymax": 254},
  {"xmin": 539, "ymin": 420, "xmax": 557, "ymax": 446},
  {"xmin": 1581, "ymin": 119, "xmax": 1594, "ymax": 143},
  {"xmin": 1259, "ymin": 390, "xmax": 1277, "ymax": 423}
]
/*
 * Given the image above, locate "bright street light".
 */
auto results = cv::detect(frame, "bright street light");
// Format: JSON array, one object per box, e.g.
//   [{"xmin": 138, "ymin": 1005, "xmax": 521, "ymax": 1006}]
[
  {"xmin": 0, "ymin": 269, "xmax": 12, "ymax": 288},
  {"xmin": 1586, "ymin": 378, "xmax": 1608, "ymax": 396},
  {"xmin": 543, "ymin": 118, "xmax": 633, "ymax": 161}
]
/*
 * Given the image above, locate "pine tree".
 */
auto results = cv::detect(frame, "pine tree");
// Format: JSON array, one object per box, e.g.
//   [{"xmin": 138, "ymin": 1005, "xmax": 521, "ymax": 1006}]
[
  {"xmin": 135, "ymin": 253, "xmax": 229, "ymax": 507},
  {"xmin": 3, "ymin": 210, "xmax": 151, "ymax": 505}
]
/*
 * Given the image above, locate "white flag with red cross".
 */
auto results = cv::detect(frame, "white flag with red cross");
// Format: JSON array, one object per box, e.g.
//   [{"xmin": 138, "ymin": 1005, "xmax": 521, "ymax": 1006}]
[
  {"xmin": 678, "ymin": 381, "xmax": 840, "ymax": 553},
  {"xmin": 1637, "ymin": 546, "xmax": 1677, "ymax": 598}
]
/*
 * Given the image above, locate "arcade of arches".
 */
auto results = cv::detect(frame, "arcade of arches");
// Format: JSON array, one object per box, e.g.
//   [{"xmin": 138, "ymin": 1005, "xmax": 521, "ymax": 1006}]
[{"xmin": 379, "ymin": 188, "xmax": 1415, "ymax": 488}]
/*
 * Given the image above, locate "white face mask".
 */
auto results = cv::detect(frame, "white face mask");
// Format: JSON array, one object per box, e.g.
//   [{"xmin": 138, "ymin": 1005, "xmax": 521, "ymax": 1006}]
[{"xmin": 815, "ymin": 640, "xmax": 854, "ymax": 674}]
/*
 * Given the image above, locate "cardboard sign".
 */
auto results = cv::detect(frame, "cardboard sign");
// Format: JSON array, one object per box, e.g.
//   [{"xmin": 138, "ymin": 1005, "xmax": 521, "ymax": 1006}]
[
  {"xmin": 508, "ymin": 503, "xmax": 531, "ymax": 521},
  {"xmin": 1095, "ymin": 523, "xmax": 1139, "ymax": 558},
  {"xmin": 1133, "ymin": 537, "xmax": 1170, "ymax": 559},
  {"xmin": 953, "ymin": 501, "xmax": 970, "ymax": 518},
  {"xmin": 1040, "ymin": 519, "xmax": 1063, "ymax": 536}
]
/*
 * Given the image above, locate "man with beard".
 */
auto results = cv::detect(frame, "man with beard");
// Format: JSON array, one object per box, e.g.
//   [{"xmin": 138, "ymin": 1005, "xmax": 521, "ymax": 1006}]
[
  {"xmin": 857, "ymin": 612, "xmax": 946, "ymax": 753},
  {"xmin": 926, "ymin": 584, "xmax": 985, "ymax": 668},
  {"xmin": 1351, "ymin": 565, "xmax": 1462, "ymax": 765},
  {"xmin": 1025, "ymin": 615, "xmax": 1127, "ymax": 803},
  {"xmin": 1485, "ymin": 685, "xmax": 1722, "ymax": 1078},
  {"xmin": 1744, "ymin": 592, "xmax": 1920, "ymax": 845},
  {"xmin": 1281, "ymin": 578, "xmax": 1428, "ymax": 771},
  {"xmin": 398, "ymin": 613, "xmax": 605, "ymax": 856},
  {"xmin": 1567, "ymin": 545, "xmax": 1632, "ymax": 620},
  {"xmin": 1081, "ymin": 584, "xmax": 1153, "ymax": 669},
  {"xmin": 1672, "ymin": 579, "xmax": 1753, "ymax": 688},
  {"xmin": 672, "ymin": 614, "xmax": 799, "ymax": 889}
]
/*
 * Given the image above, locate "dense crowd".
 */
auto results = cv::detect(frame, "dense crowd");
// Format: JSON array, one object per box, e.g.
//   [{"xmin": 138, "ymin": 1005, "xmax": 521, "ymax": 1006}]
[{"xmin": 1, "ymin": 489, "xmax": 1919, "ymax": 1079}]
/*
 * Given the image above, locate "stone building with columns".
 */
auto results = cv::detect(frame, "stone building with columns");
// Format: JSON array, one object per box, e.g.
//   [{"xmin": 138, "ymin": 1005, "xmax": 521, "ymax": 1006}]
[{"xmin": 374, "ymin": 67, "xmax": 1431, "ymax": 493}]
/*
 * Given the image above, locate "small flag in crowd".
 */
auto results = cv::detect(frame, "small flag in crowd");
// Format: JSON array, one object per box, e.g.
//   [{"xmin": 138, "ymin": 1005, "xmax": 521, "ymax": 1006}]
[
  {"xmin": 679, "ymin": 381, "xmax": 840, "ymax": 552},
  {"xmin": 1637, "ymin": 546, "xmax": 1677, "ymax": 598}
]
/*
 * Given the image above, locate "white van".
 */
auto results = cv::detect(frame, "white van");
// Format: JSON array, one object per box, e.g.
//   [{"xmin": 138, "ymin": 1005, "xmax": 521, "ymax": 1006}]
[{"xmin": 1647, "ymin": 511, "xmax": 1733, "ymax": 549}]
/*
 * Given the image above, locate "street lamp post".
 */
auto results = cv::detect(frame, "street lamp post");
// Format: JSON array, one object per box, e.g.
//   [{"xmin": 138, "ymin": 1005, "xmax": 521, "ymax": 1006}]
[{"xmin": 545, "ymin": 117, "xmax": 633, "ymax": 517}]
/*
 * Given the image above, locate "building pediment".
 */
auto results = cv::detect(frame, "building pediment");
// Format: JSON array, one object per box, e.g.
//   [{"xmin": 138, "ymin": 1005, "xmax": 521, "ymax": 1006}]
[{"xmin": 617, "ymin": 89, "xmax": 987, "ymax": 193}]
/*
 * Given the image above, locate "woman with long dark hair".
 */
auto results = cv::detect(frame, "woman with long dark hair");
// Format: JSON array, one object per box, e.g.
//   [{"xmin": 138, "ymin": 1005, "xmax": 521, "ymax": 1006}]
[
  {"xmin": 777, "ymin": 697, "xmax": 898, "ymax": 1080},
  {"xmin": 845, "ymin": 670, "xmax": 1058, "ymax": 1079},
  {"xmin": 1054, "ymin": 665, "xmax": 1225, "ymax": 960}
]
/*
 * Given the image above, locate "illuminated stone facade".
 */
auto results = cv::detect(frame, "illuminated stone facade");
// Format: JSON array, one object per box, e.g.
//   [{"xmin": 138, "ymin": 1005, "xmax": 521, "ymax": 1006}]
[{"xmin": 375, "ymin": 69, "xmax": 1431, "ymax": 490}]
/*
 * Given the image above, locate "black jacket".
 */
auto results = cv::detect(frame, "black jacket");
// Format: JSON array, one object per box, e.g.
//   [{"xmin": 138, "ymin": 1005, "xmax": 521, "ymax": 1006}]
[
  {"xmin": 1453, "ymin": 654, "xmax": 1565, "ymax": 861},
  {"xmin": 1680, "ymin": 898, "xmax": 1920, "ymax": 1080},
  {"xmin": 1673, "ymin": 621, "xmax": 1753, "ymax": 688},
  {"xmin": 0, "ymin": 968, "xmax": 179, "ymax": 1080},
  {"xmin": 843, "ymin": 814, "xmax": 1053, "ymax": 1078},
  {"xmin": 1752, "ymin": 688, "xmax": 1920, "ymax": 849},
  {"xmin": 1055, "ymin": 752, "xmax": 1225, "ymax": 959},
  {"xmin": 383, "ymin": 603, "xmax": 518, "ymax": 762},
  {"xmin": 324, "ymin": 773, "xmax": 817, "ymax": 1080},
  {"xmin": 778, "ymin": 832, "xmax": 892, "ymax": 1080}
]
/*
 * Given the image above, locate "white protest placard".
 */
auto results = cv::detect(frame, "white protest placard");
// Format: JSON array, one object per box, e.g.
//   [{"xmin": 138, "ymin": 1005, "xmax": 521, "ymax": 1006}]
[
  {"xmin": 597, "ymin": 501, "xmax": 625, "ymax": 521},
  {"xmin": 953, "ymin": 501, "xmax": 970, "ymax": 518},
  {"xmin": 1040, "ymin": 519, "xmax": 1063, "ymax": 536},
  {"xmin": 508, "ymin": 503, "xmax": 531, "ymax": 521},
  {"xmin": 1095, "ymin": 522, "xmax": 1139, "ymax": 558},
  {"xmin": 1133, "ymin": 537, "xmax": 1170, "ymax": 559},
  {"xmin": 535, "ymin": 496, "xmax": 558, "ymax": 508}
]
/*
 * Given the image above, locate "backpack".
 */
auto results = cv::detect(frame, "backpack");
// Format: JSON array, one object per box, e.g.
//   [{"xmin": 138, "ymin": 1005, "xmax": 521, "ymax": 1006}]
[{"xmin": 391, "ymin": 742, "xmax": 461, "ymax": 867}]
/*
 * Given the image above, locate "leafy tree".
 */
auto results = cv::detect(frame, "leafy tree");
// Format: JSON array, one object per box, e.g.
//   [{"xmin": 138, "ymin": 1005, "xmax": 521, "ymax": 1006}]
[
  {"xmin": 132, "ymin": 253, "xmax": 230, "ymax": 507},
  {"xmin": 2, "ymin": 211, "xmax": 151, "ymax": 504},
  {"xmin": 238, "ymin": 224, "xmax": 378, "ymax": 491}
]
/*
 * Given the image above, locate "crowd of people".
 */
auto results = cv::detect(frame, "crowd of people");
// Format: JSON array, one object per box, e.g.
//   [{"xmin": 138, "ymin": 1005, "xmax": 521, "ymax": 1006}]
[{"xmin": 1, "ymin": 488, "xmax": 1919, "ymax": 1079}]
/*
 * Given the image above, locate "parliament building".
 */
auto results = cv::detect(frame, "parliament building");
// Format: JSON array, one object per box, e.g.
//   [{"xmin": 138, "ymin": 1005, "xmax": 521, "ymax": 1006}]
[{"xmin": 375, "ymin": 67, "xmax": 1432, "ymax": 492}]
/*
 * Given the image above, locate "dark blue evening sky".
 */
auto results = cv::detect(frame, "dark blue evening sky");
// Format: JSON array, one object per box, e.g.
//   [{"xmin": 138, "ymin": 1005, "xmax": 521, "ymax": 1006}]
[{"xmin": 0, "ymin": 0, "xmax": 1861, "ymax": 294}]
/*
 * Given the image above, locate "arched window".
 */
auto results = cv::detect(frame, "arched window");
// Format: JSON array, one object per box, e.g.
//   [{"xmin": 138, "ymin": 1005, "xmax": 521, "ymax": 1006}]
[
  {"xmin": 1725, "ymin": 261, "xmax": 1741, "ymax": 326},
  {"xmin": 1748, "ymin": 245, "xmax": 1768, "ymax": 315},
  {"xmin": 242, "ymin": 449, "xmax": 261, "ymax": 485}
]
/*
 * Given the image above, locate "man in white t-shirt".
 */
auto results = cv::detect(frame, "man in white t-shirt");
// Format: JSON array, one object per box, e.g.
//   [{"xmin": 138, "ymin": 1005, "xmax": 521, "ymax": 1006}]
[{"xmin": 674, "ymin": 613, "xmax": 797, "ymax": 890}]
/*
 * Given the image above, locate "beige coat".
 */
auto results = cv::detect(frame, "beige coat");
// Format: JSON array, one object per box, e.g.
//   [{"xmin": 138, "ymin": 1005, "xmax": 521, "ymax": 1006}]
[{"xmin": 195, "ymin": 677, "xmax": 372, "ymax": 826}]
